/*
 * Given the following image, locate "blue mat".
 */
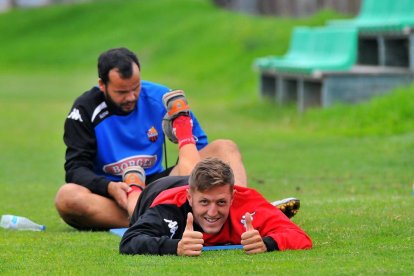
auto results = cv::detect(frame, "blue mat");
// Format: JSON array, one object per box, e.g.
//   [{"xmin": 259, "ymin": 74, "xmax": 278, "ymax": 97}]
[
  {"xmin": 110, "ymin": 228, "xmax": 127, "ymax": 237},
  {"xmin": 202, "ymin": 244, "xmax": 243, "ymax": 251},
  {"xmin": 110, "ymin": 228, "xmax": 243, "ymax": 251}
]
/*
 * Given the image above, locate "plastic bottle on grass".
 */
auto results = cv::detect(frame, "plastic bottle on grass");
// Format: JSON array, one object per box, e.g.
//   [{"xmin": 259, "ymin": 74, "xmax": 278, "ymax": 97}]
[{"xmin": 0, "ymin": 215, "xmax": 45, "ymax": 231}]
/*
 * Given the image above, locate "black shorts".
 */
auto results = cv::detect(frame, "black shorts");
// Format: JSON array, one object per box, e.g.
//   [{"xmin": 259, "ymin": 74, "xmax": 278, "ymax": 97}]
[
  {"xmin": 145, "ymin": 166, "xmax": 175, "ymax": 185},
  {"xmin": 97, "ymin": 166, "xmax": 175, "ymax": 199}
]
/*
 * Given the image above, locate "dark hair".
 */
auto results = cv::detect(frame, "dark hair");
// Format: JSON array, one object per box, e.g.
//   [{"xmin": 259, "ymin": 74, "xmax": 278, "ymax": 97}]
[
  {"xmin": 98, "ymin": 47, "xmax": 141, "ymax": 86},
  {"xmin": 188, "ymin": 158, "xmax": 235, "ymax": 192}
]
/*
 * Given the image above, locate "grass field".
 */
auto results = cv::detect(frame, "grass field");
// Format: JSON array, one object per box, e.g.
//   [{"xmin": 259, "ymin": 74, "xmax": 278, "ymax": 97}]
[{"xmin": 0, "ymin": 0, "xmax": 413, "ymax": 275}]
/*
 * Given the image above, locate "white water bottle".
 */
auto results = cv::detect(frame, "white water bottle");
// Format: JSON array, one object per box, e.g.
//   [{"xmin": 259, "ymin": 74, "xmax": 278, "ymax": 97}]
[{"xmin": 0, "ymin": 215, "xmax": 45, "ymax": 231}]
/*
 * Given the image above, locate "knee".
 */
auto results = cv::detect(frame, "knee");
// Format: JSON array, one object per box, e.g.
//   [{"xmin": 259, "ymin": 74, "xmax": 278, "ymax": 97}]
[
  {"xmin": 55, "ymin": 184, "xmax": 89, "ymax": 216},
  {"xmin": 209, "ymin": 139, "xmax": 242, "ymax": 158}
]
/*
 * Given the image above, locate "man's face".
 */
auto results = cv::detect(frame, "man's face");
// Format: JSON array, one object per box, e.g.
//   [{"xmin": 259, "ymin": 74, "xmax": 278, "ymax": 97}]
[
  {"xmin": 187, "ymin": 184, "xmax": 235, "ymax": 234},
  {"xmin": 99, "ymin": 62, "xmax": 141, "ymax": 113}
]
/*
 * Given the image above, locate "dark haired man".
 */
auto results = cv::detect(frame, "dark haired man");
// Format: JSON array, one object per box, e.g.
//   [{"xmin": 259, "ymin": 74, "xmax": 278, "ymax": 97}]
[{"xmin": 120, "ymin": 158, "xmax": 312, "ymax": 256}]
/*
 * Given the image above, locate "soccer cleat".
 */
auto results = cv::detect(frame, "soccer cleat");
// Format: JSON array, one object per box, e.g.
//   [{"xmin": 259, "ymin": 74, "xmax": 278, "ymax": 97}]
[
  {"xmin": 162, "ymin": 117, "xmax": 178, "ymax": 144},
  {"xmin": 271, "ymin": 197, "xmax": 300, "ymax": 218},
  {"xmin": 122, "ymin": 165, "xmax": 146, "ymax": 189},
  {"xmin": 162, "ymin": 90, "xmax": 191, "ymax": 143},
  {"xmin": 162, "ymin": 90, "xmax": 190, "ymax": 119}
]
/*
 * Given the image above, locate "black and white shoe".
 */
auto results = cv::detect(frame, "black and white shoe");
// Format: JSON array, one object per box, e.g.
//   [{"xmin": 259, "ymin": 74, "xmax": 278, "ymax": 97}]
[{"xmin": 271, "ymin": 197, "xmax": 300, "ymax": 218}]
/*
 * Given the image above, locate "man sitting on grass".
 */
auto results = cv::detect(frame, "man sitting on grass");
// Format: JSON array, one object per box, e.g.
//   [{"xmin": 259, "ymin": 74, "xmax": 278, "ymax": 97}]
[{"xmin": 120, "ymin": 158, "xmax": 312, "ymax": 256}]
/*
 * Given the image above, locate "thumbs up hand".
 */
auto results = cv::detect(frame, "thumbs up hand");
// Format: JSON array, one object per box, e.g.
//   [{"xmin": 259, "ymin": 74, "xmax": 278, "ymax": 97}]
[
  {"xmin": 185, "ymin": 212, "xmax": 195, "ymax": 231},
  {"xmin": 177, "ymin": 213, "xmax": 204, "ymax": 256},
  {"xmin": 244, "ymin": 211, "xmax": 255, "ymax": 231},
  {"xmin": 241, "ymin": 212, "xmax": 267, "ymax": 254}
]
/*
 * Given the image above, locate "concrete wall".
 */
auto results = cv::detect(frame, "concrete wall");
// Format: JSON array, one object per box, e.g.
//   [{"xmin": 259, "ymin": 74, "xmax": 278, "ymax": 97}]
[
  {"xmin": 213, "ymin": 0, "xmax": 362, "ymax": 17},
  {"xmin": 0, "ymin": 0, "xmax": 83, "ymax": 12}
]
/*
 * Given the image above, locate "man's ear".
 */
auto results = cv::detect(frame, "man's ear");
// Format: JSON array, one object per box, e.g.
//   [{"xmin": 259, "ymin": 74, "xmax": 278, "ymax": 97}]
[
  {"xmin": 186, "ymin": 189, "xmax": 192, "ymax": 207},
  {"xmin": 98, "ymin": 78, "xmax": 105, "ymax": 92},
  {"xmin": 230, "ymin": 189, "xmax": 236, "ymax": 205}
]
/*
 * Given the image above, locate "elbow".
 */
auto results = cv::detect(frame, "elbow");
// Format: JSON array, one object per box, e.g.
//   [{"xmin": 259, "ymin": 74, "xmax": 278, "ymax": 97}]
[{"xmin": 119, "ymin": 238, "xmax": 137, "ymax": 255}]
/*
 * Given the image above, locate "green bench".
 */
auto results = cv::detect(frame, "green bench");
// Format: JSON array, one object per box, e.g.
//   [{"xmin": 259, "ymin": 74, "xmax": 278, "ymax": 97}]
[
  {"xmin": 254, "ymin": 0, "xmax": 414, "ymax": 111},
  {"xmin": 255, "ymin": 26, "xmax": 357, "ymax": 75},
  {"xmin": 254, "ymin": 27, "xmax": 311, "ymax": 70},
  {"xmin": 328, "ymin": 0, "xmax": 414, "ymax": 33}
]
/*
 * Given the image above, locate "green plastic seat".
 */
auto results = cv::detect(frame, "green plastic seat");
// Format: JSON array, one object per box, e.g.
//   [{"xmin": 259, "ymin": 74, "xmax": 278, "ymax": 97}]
[
  {"xmin": 329, "ymin": 0, "xmax": 395, "ymax": 28},
  {"xmin": 254, "ymin": 27, "xmax": 310, "ymax": 69},
  {"xmin": 329, "ymin": 0, "xmax": 414, "ymax": 32},
  {"xmin": 360, "ymin": 0, "xmax": 414, "ymax": 32},
  {"xmin": 270, "ymin": 27, "xmax": 357, "ymax": 74}
]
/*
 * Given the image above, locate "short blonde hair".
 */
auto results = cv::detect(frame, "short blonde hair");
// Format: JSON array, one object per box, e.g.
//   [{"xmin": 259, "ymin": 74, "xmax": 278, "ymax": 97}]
[{"xmin": 188, "ymin": 158, "xmax": 234, "ymax": 192}]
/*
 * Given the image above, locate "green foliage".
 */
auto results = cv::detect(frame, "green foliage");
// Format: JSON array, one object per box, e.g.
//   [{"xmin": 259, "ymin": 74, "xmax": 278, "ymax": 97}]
[
  {"xmin": 0, "ymin": 0, "xmax": 413, "ymax": 275},
  {"xmin": 301, "ymin": 84, "xmax": 414, "ymax": 136}
]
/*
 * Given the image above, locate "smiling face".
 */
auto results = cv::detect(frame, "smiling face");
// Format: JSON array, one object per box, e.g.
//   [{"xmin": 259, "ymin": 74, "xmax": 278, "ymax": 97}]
[
  {"xmin": 98, "ymin": 62, "xmax": 141, "ymax": 113},
  {"xmin": 187, "ymin": 184, "xmax": 235, "ymax": 234}
]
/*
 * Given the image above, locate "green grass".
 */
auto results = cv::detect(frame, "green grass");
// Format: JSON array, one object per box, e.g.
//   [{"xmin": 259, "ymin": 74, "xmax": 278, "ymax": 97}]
[{"xmin": 0, "ymin": 0, "xmax": 413, "ymax": 274}]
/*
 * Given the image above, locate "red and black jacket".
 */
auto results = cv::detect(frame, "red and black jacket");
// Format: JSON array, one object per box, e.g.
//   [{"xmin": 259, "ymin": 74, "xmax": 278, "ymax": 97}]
[{"xmin": 120, "ymin": 176, "xmax": 312, "ymax": 255}]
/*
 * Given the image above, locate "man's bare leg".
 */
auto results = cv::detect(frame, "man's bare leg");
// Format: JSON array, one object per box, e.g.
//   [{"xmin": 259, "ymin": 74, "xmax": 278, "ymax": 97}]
[
  {"xmin": 55, "ymin": 184, "xmax": 129, "ymax": 230},
  {"xmin": 168, "ymin": 115, "xmax": 247, "ymax": 186},
  {"xmin": 199, "ymin": 139, "xmax": 247, "ymax": 187},
  {"xmin": 170, "ymin": 139, "xmax": 247, "ymax": 187},
  {"xmin": 162, "ymin": 90, "xmax": 247, "ymax": 186},
  {"xmin": 169, "ymin": 143, "xmax": 201, "ymax": 176},
  {"xmin": 122, "ymin": 166, "xmax": 146, "ymax": 217},
  {"xmin": 126, "ymin": 191, "xmax": 141, "ymax": 218}
]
